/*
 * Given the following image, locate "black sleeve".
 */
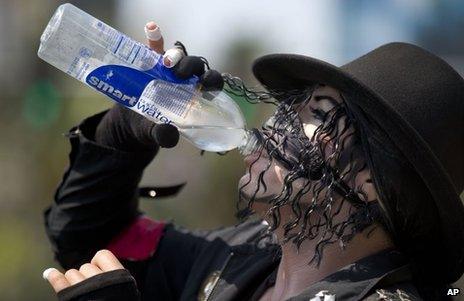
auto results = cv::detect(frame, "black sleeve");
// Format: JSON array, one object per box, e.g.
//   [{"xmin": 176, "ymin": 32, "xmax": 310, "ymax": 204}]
[
  {"xmin": 44, "ymin": 111, "xmax": 159, "ymax": 270},
  {"xmin": 57, "ymin": 269, "xmax": 140, "ymax": 301}
]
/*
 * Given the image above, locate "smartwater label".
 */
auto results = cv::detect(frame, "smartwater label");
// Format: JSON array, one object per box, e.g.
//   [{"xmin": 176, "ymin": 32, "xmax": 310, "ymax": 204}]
[
  {"xmin": 86, "ymin": 65, "xmax": 150, "ymax": 107},
  {"xmin": 139, "ymin": 80, "xmax": 196, "ymax": 121},
  {"xmin": 86, "ymin": 62, "xmax": 199, "ymax": 123}
]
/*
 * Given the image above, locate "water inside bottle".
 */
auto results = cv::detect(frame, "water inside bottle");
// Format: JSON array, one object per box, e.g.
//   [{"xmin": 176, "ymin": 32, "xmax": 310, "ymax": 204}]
[{"xmin": 179, "ymin": 126, "xmax": 247, "ymax": 152}]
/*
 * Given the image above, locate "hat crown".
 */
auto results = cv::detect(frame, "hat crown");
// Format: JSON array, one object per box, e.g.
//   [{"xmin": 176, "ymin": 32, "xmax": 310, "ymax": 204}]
[{"xmin": 342, "ymin": 43, "xmax": 464, "ymax": 193}]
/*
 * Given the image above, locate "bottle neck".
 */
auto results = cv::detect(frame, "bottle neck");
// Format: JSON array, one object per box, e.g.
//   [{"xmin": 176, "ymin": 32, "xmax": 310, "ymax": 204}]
[{"xmin": 238, "ymin": 129, "xmax": 260, "ymax": 156}]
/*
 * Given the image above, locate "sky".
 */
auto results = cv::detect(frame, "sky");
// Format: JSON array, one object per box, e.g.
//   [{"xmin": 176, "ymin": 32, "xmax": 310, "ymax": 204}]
[{"xmin": 116, "ymin": 0, "xmax": 342, "ymax": 69}]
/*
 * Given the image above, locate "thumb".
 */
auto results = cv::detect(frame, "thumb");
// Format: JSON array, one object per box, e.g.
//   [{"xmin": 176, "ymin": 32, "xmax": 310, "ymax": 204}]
[
  {"xmin": 151, "ymin": 123, "xmax": 179, "ymax": 148},
  {"xmin": 200, "ymin": 69, "xmax": 224, "ymax": 91}
]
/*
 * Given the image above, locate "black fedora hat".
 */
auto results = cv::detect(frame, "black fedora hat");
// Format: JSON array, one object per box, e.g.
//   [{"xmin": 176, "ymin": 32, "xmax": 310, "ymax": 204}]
[{"xmin": 252, "ymin": 42, "xmax": 464, "ymax": 284}]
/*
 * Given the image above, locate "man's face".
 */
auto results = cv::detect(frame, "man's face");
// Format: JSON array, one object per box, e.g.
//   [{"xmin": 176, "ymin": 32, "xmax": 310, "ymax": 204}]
[{"xmin": 238, "ymin": 85, "xmax": 358, "ymax": 213}]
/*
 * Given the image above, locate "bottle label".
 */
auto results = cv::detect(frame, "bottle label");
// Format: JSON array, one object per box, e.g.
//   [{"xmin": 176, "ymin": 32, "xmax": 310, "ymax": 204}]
[
  {"xmin": 86, "ymin": 65, "xmax": 147, "ymax": 107},
  {"xmin": 137, "ymin": 80, "xmax": 196, "ymax": 124},
  {"xmin": 86, "ymin": 62, "xmax": 198, "ymax": 124},
  {"xmin": 92, "ymin": 20, "xmax": 159, "ymax": 70}
]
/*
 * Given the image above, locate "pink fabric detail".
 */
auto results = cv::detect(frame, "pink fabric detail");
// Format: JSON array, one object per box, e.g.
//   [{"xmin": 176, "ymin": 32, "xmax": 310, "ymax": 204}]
[{"xmin": 106, "ymin": 216, "xmax": 165, "ymax": 261}]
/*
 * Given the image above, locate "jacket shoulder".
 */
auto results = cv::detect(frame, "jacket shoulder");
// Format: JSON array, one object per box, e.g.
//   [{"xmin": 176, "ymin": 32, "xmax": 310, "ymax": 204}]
[
  {"xmin": 168, "ymin": 218, "xmax": 275, "ymax": 247},
  {"xmin": 140, "ymin": 219, "xmax": 276, "ymax": 300}
]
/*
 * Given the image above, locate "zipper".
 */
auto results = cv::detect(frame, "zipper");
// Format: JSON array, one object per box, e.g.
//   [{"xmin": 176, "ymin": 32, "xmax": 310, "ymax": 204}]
[{"xmin": 205, "ymin": 252, "xmax": 234, "ymax": 301}]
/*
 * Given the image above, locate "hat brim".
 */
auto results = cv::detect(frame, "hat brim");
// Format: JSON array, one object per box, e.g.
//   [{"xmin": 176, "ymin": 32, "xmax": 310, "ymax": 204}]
[{"xmin": 252, "ymin": 54, "xmax": 464, "ymax": 282}]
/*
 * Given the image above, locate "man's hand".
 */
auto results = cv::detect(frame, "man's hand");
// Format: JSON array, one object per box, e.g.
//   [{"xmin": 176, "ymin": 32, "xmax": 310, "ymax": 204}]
[
  {"xmin": 95, "ymin": 21, "xmax": 224, "ymax": 152},
  {"xmin": 43, "ymin": 250, "xmax": 124, "ymax": 293}
]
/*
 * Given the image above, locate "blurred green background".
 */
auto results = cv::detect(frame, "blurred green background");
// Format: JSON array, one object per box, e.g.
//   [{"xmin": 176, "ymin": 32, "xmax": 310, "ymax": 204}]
[{"xmin": 0, "ymin": 0, "xmax": 463, "ymax": 300}]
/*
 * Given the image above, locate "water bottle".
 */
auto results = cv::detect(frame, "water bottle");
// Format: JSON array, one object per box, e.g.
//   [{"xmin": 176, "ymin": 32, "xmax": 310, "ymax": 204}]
[{"xmin": 38, "ymin": 3, "xmax": 258, "ymax": 153}]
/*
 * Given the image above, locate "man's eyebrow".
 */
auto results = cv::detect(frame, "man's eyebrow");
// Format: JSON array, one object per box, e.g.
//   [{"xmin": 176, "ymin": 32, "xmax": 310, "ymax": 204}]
[{"xmin": 314, "ymin": 95, "xmax": 339, "ymax": 107}]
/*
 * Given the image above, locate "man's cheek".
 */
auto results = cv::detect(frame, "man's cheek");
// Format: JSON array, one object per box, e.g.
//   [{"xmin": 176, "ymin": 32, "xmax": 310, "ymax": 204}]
[
  {"xmin": 253, "ymin": 163, "xmax": 284, "ymax": 194},
  {"xmin": 273, "ymin": 164, "xmax": 287, "ymax": 184},
  {"xmin": 303, "ymin": 123, "xmax": 319, "ymax": 139}
]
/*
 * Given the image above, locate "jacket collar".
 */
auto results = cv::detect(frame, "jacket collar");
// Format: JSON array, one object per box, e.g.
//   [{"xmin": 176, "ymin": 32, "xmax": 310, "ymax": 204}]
[
  {"xmin": 209, "ymin": 223, "xmax": 412, "ymax": 301},
  {"xmin": 286, "ymin": 249, "xmax": 412, "ymax": 301}
]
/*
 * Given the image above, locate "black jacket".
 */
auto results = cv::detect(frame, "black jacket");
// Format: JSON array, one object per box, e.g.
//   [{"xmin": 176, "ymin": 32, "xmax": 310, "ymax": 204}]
[{"xmin": 44, "ymin": 112, "xmax": 423, "ymax": 301}]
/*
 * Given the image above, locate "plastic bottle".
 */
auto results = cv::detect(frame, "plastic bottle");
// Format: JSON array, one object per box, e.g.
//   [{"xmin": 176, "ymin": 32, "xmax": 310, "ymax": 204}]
[{"xmin": 38, "ymin": 3, "xmax": 257, "ymax": 153}]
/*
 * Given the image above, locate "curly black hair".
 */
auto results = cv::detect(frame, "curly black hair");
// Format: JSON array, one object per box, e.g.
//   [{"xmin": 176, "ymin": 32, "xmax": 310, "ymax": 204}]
[{"xmin": 225, "ymin": 79, "xmax": 384, "ymax": 265}]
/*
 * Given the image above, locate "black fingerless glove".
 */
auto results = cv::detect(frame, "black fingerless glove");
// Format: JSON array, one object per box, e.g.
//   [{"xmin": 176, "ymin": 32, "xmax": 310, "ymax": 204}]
[
  {"xmin": 57, "ymin": 269, "xmax": 140, "ymax": 301},
  {"xmin": 95, "ymin": 105, "xmax": 179, "ymax": 152}
]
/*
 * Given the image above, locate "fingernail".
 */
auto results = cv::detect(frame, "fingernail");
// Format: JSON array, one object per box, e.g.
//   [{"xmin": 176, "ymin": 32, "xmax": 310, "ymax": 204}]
[
  {"xmin": 163, "ymin": 48, "xmax": 184, "ymax": 68},
  {"xmin": 144, "ymin": 21, "xmax": 162, "ymax": 41},
  {"xmin": 42, "ymin": 268, "xmax": 56, "ymax": 280},
  {"xmin": 163, "ymin": 56, "xmax": 173, "ymax": 68}
]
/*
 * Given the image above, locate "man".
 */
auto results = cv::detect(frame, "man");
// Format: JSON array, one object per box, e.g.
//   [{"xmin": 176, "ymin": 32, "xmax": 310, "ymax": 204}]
[{"xmin": 43, "ymin": 25, "xmax": 464, "ymax": 300}]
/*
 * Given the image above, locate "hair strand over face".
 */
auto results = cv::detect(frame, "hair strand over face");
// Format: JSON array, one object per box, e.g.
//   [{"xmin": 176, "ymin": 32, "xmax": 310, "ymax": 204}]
[{"xmin": 231, "ymin": 83, "xmax": 383, "ymax": 265}]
